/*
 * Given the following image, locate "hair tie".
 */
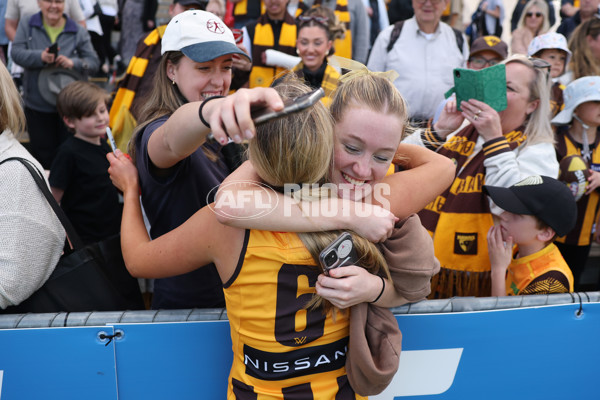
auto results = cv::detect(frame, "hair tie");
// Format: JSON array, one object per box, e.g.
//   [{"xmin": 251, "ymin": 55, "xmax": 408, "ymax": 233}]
[{"xmin": 370, "ymin": 275, "xmax": 385, "ymax": 303}]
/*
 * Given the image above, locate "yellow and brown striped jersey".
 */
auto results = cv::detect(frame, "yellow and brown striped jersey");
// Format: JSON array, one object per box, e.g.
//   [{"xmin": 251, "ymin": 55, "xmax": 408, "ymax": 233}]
[{"xmin": 224, "ymin": 229, "xmax": 364, "ymax": 399}]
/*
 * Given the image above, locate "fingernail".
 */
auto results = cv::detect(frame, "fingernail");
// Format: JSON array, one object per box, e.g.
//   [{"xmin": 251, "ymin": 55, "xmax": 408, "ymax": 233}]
[
  {"xmin": 115, "ymin": 149, "xmax": 122, "ymax": 156},
  {"xmin": 233, "ymin": 135, "xmax": 241, "ymax": 142},
  {"xmin": 244, "ymin": 129, "xmax": 254, "ymax": 139},
  {"xmin": 220, "ymin": 138, "xmax": 227, "ymax": 145}
]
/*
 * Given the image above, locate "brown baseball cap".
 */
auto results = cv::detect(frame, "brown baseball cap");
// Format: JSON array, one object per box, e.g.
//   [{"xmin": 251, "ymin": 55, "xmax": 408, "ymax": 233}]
[{"xmin": 469, "ymin": 35, "xmax": 508, "ymax": 59}]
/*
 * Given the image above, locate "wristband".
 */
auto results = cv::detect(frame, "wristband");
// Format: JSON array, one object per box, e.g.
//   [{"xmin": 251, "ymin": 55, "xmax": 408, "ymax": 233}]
[
  {"xmin": 198, "ymin": 95, "xmax": 225, "ymax": 128},
  {"xmin": 370, "ymin": 275, "xmax": 385, "ymax": 304}
]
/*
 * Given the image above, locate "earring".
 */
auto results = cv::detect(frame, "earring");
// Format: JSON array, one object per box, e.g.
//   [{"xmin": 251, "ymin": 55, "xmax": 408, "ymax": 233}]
[
  {"xmin": 296, "ymin": 48, "xmax": 300, "ymax": 55},
  {"xmin": 172, "ymin": 80, "xmax": 176, "ymax": 85}
]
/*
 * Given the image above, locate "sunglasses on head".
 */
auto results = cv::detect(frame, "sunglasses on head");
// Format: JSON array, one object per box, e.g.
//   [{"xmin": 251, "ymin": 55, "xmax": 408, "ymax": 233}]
[
  {"xmin": 297, "ymin": 15, "xmax": 329, "ymax": 25},
  {"xmin": 528, "ymin": 56, "xmax": 552, "ymax": 82},
  {"xmin": 526, "ymin": 12, "xmax": 543, "ymax": 17}
]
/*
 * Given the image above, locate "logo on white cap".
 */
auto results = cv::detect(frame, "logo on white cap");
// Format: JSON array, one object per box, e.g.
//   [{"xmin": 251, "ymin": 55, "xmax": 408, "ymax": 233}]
[{"xmin": 207, "ymin": 19, "xmax": 225, "ymax": 34}]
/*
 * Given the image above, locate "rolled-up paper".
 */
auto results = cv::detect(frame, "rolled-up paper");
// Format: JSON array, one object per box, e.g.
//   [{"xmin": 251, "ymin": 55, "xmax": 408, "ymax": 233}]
[{"xmin": 264, "ymin": 49, "xmax": 301, "ymax": 69}]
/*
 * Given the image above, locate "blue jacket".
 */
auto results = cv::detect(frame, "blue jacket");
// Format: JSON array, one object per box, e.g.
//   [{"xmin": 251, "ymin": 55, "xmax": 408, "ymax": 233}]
[{"xmin": 11, "ymin": 12, "xmax": 99, "ymax": 112}]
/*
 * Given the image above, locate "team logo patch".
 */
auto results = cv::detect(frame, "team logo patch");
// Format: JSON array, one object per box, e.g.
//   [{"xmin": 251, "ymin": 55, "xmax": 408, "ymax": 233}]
[
  {"xmin": 206, "ymin": 19, "xmax": 225, "ymax": 34},
  {"xmin": 454, "ymin": 232, "xmax": 477, "ymax": 255}
]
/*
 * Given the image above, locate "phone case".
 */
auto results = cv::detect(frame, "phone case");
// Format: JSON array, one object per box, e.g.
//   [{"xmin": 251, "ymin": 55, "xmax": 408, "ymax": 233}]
[
  {"xmin": 445, "ymin": 63, "xmax": 507, "ymax": 112},
  {"xmin": 319, "ymin": 232, "xmax": 359, "ymax": 275}
]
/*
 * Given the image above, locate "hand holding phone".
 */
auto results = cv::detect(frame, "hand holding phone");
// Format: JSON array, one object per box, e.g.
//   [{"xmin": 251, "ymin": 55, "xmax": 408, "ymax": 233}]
[
  {"xmin": 207, "ymin": 88, "xmax": 325, "ymax": 142},
  {"xmin": 319, "ymin": 232, "xmax": 359, "ymax": 276},
  {"xmin": 48, "ymin": 42, "xmax": 58, "ymax": 57},
  {"xmin": 445, "ymin": 63, "xmax": 507, "ymax": 112}
]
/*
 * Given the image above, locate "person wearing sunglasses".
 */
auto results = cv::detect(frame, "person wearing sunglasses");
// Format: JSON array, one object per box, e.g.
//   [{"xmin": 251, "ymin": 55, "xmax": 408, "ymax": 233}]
[
  {"xmin": 511, "ymin": 0, "xmax": 550, "ymax": 55},
  {"xmin": 403, "ymin": 54, "xmax": 559, "ymax": 298}
]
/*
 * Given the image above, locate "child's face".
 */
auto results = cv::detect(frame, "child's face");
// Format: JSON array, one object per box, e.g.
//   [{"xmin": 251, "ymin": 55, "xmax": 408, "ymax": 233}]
[
  {"xmin": 65, "ymin": 100, "xmax": 109, "ymax": 143},
  {"xmin": 536, "ymin": 49, "xmax": 567, "ymax": 78},
  {"xmin": 575, "ymin": 101, "xmax": 600, "ymax": 128},
  {"xmin": 498, "ymin": 211, "xmax": 545, "ymax": 245}
]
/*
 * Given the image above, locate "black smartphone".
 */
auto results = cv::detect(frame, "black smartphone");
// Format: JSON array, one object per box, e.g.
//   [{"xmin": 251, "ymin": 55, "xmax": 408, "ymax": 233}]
[
  {"xmin": 319, "ymin": 232, "xmax": 359, "ymax": 276},
  {"xmin": 207, "ymin": 88, "xmax": 324, "ymax": 141},
  {"xmin": 251, "ymin": 87, "xmax": 325, "ymax": 125},
  {"xmin": 48, "ymin": 42, "xmax": 58, "ymax": 57}
]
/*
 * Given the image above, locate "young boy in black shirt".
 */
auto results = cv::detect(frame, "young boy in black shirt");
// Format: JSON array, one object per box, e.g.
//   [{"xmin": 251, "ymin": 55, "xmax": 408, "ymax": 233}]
[{"xmin": 50, "ymin": 81, "xmax": 121, "ymax": 244}]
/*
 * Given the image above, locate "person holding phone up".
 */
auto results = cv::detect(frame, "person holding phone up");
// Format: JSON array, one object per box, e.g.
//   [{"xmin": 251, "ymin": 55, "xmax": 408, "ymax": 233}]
[
  {"xmin": 11, "ymin": 0, "xmax": 99, "ymax": 169},
  {"xmin": 403, "ymin": 54, "xmax": 559, "ymax": 298},
  {"xmin": 126, "ymin": 10, "xmax": 268, "ymax": 311},
  {"xmin": 108, "ymin": 79, "xmax": 404, "ymax": 398}
]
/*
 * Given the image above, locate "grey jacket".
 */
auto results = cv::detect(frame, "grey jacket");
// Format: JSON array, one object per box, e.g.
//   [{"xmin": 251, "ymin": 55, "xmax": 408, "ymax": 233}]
[{"xmin": 11, "ymin": 12, "xmax": 99, "ymax": 112}]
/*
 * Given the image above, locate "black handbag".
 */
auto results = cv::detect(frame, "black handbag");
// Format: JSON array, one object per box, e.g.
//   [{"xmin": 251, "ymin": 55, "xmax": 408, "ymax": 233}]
[{"xmin": 0, "ymin": 157, "xmax": 145, "ymax": 314}]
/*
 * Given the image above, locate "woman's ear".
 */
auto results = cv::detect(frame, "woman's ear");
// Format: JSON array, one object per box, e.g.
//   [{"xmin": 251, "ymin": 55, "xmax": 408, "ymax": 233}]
[
  {"xmin": 166, "ymin": 60, "xmax": 176, "ymax": 82},
  {"xmin": 526, "ymin": 98, "xmax": 540, "ymax": 116}
]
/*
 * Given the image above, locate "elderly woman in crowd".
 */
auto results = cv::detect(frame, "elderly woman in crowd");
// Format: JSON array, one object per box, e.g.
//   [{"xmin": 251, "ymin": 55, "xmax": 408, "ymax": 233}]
[
  {"xmin": 11, "ymin": 0, "xmax": 99, "ymax": 169},
  {"xmin": 403, "ymin": 54, "xmax": 559, "ymax": 298}
]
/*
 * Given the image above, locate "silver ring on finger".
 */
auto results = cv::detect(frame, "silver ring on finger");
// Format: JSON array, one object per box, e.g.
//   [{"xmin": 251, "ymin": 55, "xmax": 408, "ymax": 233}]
[
  {"xmin": 473, "ymin": 115, "xmax": 479, "ymax": 121},
  {"xmin": 476, "ymin": 109, "xmax": 482, "ymax": 116}
]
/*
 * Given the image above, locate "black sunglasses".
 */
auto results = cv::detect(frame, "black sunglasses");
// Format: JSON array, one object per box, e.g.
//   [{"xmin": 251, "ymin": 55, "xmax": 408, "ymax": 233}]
[{"xmin": 526, "ymin": 12, "xmax": 543, "ymax": 18}]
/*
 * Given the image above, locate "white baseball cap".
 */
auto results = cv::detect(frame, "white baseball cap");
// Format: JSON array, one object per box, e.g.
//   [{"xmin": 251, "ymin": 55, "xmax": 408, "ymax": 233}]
[
  {"xmin": 161, "ymin": 10, "xmax": 250, "ymax": 63},
  {"xmin": 552, "ymin": 76, "xmax": 600, "ymax": 125}
]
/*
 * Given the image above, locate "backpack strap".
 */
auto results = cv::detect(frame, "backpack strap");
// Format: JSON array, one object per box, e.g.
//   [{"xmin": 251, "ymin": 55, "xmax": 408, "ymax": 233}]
[
  {"xmin": 386, "ymin": 20, "xmax": 465, "ymax": 53},
  {"xmin": 386, "ymin": 20, "xmax": 404, "ymax": 53}
]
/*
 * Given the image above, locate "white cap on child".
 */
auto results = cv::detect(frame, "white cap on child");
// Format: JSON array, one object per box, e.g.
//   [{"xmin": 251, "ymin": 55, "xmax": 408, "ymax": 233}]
[{"xmin": 552, "ymin": 76, "xmax": 600, "ymax": 125}]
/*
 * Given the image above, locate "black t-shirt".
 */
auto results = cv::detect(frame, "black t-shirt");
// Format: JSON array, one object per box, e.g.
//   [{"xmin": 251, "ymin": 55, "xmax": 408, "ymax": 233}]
[
  {"xmin": 135, "ymin": 116, "xmax": 230, "ymax": 310},
  {"xmin": 49, "ymin": 136, "xmax": 121, "ymax": 244}
]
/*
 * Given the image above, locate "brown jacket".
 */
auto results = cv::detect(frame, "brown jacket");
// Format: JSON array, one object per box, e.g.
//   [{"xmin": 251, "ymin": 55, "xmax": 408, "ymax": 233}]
[{"xmin": 346, "ymin": 214, "xmax": 440, "ymax": 395}]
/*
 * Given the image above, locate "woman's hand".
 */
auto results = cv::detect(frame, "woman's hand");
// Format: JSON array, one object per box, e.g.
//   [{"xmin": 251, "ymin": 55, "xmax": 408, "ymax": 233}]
[
  {"xmin": 586, "ymin": 170, "xmax": 600, "ymax": 195},
  {"xmin": 316, "ymin": 266, "xmax": 383, "ymax": 309},
  {"xmin": 460, "ymin": 99, "xmax": 502, "ymax": 142},
  {"xmin": 107, "ymin": 149, "xmax": 139, "ymax": 195},
  {"xmin": 348, "ymin": 202, "xmax": 398, "ymax": 242},
  {"xmin": 41, "ymin": 47, "xmax": 56, "ymax": 64},
  {"xmin": 54, "ymin": 55, "xmax": 74, "ymax": 69},
  {"xmin": 433, "ymin": 95, "xmax": 464, "ymax": 138},
  {"xmin": 202, "ymin": 87, "xmax": 284, "ymax": 145},
  {"xmin": 233, "ymin": 44, "xmax": 252, "ymax": 71}
]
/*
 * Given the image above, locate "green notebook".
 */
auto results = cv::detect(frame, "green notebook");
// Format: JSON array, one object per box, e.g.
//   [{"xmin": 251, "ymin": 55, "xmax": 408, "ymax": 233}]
[{"xmin": 445, "ymin": 63, "xmax": 507, "ymax": 112}]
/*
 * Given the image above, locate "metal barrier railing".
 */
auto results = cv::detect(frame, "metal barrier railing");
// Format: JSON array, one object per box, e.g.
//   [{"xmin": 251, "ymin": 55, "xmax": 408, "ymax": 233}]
[{"xmin": 1, "ymin": 291, "xmax": 598, "ymax": 330}]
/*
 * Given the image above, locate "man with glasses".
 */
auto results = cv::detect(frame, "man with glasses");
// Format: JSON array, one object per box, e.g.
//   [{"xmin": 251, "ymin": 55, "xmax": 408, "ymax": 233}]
[
  {"xmin": 367, "ymin": 0, "xmax": 468, "ymax": 127},
  {"xmin": 467, "ymin": 35, "xmax": 507, "ymax": 70}
]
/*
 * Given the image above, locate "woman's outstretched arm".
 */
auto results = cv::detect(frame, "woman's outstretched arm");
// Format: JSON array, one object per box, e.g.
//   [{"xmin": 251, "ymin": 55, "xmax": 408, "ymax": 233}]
[
  {"xmin": 107, "ymin": 150, "xmax": 240, "ymax": 280},
  {"xmin": 215, "ymin": 161, "xmax": 398, "ymax": 243},
  {"xmin": 148, "ymin": 87, "xmax": 284, "ymax": 169},
  {"xmin": 380, "ymin": 143, "xmax": 456, "ymax": 216}
]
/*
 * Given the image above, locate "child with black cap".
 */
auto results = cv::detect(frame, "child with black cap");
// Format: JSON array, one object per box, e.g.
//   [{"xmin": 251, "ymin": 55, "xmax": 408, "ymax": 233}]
[{"xmin": 484, "ymin": 175, "xmax": 577, "ymax": 296}]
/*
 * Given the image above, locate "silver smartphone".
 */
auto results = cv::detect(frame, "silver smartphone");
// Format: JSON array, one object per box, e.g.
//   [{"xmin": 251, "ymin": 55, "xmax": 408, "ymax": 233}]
[{"xmin": 319, "ymin": 232, "xmax": 359, "ymax": 276}]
